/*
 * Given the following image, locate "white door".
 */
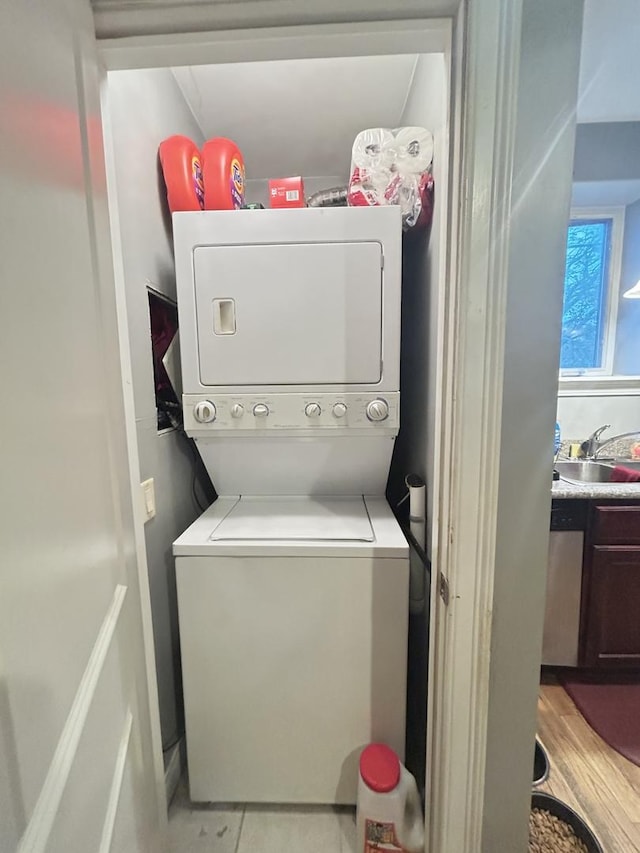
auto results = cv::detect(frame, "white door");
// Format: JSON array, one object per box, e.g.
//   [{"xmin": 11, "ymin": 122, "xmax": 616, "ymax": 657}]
[{"xmin": 0, "ymin": 2, "xmax": 166, "ymax": 852}]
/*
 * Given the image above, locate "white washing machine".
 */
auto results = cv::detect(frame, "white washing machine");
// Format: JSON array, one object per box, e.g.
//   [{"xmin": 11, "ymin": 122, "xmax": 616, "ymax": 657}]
[
  {"xmin": 172, "ymin": 207, "xmax": 409, "ymax": 804},
  {"xmin": 174, "ymin": 495, "xmax": 408, "ymax": 804}
]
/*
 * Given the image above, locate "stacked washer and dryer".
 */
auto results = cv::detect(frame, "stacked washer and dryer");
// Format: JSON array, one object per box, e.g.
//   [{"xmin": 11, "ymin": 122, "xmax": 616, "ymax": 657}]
[{"xmin": 172, "ymin": 205, "xmax": 410, "ymax": 805}]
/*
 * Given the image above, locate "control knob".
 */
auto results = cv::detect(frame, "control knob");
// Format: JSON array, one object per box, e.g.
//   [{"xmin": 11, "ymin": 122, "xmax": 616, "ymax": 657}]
[
  {"xmin": 193, "ymin": 400, "xmax": 216, "ymax": 423},
  {"xmin": 305, "ymin": 402, "xmax": 322, "ymax": 418},
  {"xmin": 230, "ymin": 404, "xmax": 245, "ymax": 419},
  {"xmin": 366, "ymin": 399, "xmax": 389, "ymax": 422},
  {"xmin": 253, "ymin": 403, "xmax": 269, "ymax": 418},
  {"xmin": 332, "ymin": 403, "xmax": 348, "ymax": 419}
]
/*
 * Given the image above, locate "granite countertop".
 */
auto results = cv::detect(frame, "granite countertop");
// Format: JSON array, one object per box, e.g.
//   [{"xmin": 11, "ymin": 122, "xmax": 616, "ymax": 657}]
[{"xmin": 552, "ymin": 478, "xmax": 640, "ymax": 500}]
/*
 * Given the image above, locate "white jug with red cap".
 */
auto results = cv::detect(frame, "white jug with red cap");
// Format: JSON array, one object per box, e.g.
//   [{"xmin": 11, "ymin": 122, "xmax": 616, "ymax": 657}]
[{"xmin": 356, "ymin": 743, "xmax": 424, "ymax": 853}]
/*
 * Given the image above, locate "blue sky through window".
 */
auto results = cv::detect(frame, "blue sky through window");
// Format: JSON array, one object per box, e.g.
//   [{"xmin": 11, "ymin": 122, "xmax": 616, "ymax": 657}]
[{"xmin": 560, "ymin": 219, "xmax": 611, "ymax": 371}]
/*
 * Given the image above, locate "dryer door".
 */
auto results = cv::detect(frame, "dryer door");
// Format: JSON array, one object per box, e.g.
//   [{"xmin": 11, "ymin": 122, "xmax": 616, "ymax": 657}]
[{"xmin": 193, "ymin": 241, "xmax": 382, "ymax": 386}]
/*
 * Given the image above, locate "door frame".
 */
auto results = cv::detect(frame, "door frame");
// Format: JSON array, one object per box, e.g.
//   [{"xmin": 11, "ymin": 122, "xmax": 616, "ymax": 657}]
[
  {"xmin": 96, "ymin": 5, "xmax": 541, "ymax": 850},
  {"xmin": 99, "ymin": 86, "xmax": 170, "ymax": 822}
]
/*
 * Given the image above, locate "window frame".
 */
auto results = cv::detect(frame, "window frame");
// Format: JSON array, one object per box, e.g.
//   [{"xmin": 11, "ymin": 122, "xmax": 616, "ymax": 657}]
[{"xmin": 559, "ymin": 206, "xmax": 625, "ymax": 379}]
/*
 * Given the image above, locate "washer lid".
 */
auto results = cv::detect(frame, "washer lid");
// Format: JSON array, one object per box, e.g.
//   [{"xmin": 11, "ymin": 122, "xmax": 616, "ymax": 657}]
[{"xmin": 209, "ymin": 496, "xmax": 374, "ymax": 542}]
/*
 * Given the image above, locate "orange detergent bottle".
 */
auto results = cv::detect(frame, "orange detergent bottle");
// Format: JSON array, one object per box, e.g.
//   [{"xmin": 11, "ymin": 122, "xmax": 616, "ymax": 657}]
[
  {"xmin": 158, "ymin": 135, "xmax": 205, "ymax": 212},
  {"xmin": 202, "ymin": 137, "xmax": 246, "ymax": 210}
]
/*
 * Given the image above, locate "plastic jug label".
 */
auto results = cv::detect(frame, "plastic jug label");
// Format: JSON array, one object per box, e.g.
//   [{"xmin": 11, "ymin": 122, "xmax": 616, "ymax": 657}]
[
  {"xmin": 191, "ymin": 156, "xmax": 205, "ymax": 209},
  {"xmin": 364, "ymin": 819, "xmax": 403, "ymax": 852},
  {"xmin": 229, "ymin": 157, "xmax": 245, "ymax": 209}
]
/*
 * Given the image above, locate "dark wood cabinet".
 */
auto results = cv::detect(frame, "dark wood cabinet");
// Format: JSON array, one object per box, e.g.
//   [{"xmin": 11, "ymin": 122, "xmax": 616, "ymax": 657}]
[
  {"xmin": 591, "ymin": 505, "xmax": 640, "ymax": 546},
  {"xmin": 582, "ymin": 546, "xmax": 640, "ymax": 668},
  {"xmin": 579, "ymin": 501, "xmax": 640, "ymax": 670}
]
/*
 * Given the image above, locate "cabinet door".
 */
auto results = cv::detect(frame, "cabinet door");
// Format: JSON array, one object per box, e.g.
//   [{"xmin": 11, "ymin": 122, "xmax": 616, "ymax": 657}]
[
  {"xmin": 592, "ymin": 505, "xmax": 640, "ymax": 545},
  {"xmin": 583, "ymin": 546, "xmax": 640, "ymax": 668}
]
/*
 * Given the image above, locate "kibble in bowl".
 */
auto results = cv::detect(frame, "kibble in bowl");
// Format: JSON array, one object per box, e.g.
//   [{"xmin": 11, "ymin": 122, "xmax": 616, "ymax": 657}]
[{"xmin": 530, "ymin": 793, "xmax": 602, "ymax": 853}]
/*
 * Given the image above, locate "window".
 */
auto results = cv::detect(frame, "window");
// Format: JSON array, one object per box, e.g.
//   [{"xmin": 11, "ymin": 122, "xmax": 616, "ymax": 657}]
[{"xmin": 560, "ymin": 209, "xmax": 623, "ymax": 376}]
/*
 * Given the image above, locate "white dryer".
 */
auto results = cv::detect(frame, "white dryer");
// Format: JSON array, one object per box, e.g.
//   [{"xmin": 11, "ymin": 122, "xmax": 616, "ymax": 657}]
[{"xmin": 172, "ymin": 207, "xmax": 409, "ymax": 805}]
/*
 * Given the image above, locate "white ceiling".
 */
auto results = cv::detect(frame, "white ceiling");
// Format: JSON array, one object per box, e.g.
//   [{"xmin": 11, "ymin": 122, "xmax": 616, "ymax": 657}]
[
  {"xmin": 575, "ymin": 1, "xmax": 640, "ymax": 204},
  {"xmin": 168, "ymin": 6, "xmax": 640, "ymax": 194},
  {"xmin": 578, "ymin": 0, "xmax": 640, "ymax": 123},
  {"xmin": 571, "ymin": 180, "xmax": 640, "ymax": 208},
  {"xmin": 172, "ymin": 55, "xmax": 417, "ymax": 181}
]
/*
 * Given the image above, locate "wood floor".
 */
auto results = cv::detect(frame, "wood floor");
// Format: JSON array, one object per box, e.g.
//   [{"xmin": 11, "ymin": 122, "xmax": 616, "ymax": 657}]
[{"xmin": 537, "ymin": 679, "xmax": 640, "ymax": 852}]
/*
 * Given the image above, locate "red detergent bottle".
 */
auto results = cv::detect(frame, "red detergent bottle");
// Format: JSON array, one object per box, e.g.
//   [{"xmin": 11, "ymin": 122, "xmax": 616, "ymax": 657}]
[
  {"xmin": 158, "ymin": 135, "xmax": 205, "ymax": 212},
  {"xmin": 202, "ymin": 137, "xmax": 246, "ymax": 210}
]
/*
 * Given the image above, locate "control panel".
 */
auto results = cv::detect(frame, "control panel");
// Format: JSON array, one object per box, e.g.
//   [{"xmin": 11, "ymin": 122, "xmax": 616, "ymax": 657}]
[{"xmin": 183, "ymin": 392, "xmax": 399, "ymax": 433}]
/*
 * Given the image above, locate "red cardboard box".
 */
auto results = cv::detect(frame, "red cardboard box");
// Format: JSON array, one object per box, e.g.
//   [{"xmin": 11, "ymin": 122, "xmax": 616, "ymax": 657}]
[{"xmin": 268, "ymin": 176, "xmax": 306, "ymax": 208}]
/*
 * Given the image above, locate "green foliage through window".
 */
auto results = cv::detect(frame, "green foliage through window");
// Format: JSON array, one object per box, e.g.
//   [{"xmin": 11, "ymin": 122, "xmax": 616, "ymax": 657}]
[{"xmin": 560, "ymin": 219, "xmax": 611, "ymax": 371}]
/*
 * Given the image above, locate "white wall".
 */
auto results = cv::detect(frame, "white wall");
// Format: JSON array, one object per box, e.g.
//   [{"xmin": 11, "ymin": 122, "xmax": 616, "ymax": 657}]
[
  {"xmin": 557, "ymin": 392, "xmax": 640, "ymax": 439},
  {"xmin": 578, "ymin": 0, "xmax": 640, "ymax": 124},
  {"xmin": 172, "ymin": 55, "xmax": 415, "ymax": 181},
  {"xmin": 616, "ymin": 196, "xmax": 640, "ymax": 374},
  {"xmin": 105, "ymin": 68, "xmax": 212, "ymax": 753},
  {"xmin": 573, "ymin": 122, "xmax": 640, "ymax": 181}
]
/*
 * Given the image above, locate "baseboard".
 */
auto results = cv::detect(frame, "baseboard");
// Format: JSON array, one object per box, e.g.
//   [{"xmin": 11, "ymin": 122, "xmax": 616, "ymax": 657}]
[{"xmin": 164, "ymin": 738, "xmax": 185, "ymax": 805}]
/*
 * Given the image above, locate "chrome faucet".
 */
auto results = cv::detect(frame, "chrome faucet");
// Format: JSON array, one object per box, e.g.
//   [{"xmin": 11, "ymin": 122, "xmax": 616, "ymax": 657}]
[
  {"xmin": 593, "ymin": 429, "xmax": 640, "ymax": 460},
  {"xmin": 580, "ymin": 424, "xmax": 611, "ymax": 459}
]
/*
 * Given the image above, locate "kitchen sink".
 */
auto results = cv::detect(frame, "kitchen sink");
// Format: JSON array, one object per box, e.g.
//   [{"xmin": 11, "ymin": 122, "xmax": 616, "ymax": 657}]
[
  {"xmin": 555, "ymin": 461, "xmax": 617, "ymax": 483},
  {"xmin": 555, "ymin": 459, "xmax": 640, "ymax": 483}
]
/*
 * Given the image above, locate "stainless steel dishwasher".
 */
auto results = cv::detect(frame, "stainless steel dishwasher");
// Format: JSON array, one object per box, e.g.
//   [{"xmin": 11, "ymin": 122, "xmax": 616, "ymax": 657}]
[{"xmin": 542, "ymin": 500, "xmax": 588, "ymax": 667}]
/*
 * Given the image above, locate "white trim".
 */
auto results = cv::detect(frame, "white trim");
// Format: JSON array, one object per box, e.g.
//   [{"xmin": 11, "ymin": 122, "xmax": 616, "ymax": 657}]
[
  {"xmin": 428, "ymin": 0, "xmax": 528, "ymax": 848},
  {"xmin": 99, "ymin": 70, "xmax": 169, "ymax": 835},
  {"xmin": 421, "ymin": 37, "xmax": 455, "ymax": 853},
  {"xmin": 98, "ymin": 19, "xmax": 451, "ymax": 70},
  {"xmin": 559, "ymin": 376, "xmax": 640, "ymax": 396},
  {"xmin": 423, "ymin": 12, "xmax": 460, "ymax": 853},
  {"xmin": 98, "ymin": 20, "xmax": 461, "ymax": 851},
  {"xmin": 94, "ymin": 8, "xmax": 549, "ymax": 850},
  {"xmin": 18, "ymin": 586, "xmax": 128, "ymax": 853},
  {"xmin": 99, "ymin": 710, "xmax": 134, "ymax": 853},
  {"xmin": 92, "ymin": 0, "xmax": 461, "ymax": 42},
  {"xmin": 560, "ymin": 206, "xmax": 625, "ymax": 377}
]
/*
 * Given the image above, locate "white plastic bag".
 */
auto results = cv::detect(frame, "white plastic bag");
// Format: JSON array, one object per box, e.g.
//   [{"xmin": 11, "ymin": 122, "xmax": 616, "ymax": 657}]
[{"xmin": 348, "ymin": 127, "xmax": 434, "ymax": 230}]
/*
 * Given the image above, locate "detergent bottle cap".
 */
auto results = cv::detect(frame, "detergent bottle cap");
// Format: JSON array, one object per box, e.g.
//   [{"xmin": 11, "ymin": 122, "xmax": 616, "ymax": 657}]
[{"xmin": 359, "ymin": 743, "xmax": 400, "ymax": 793}]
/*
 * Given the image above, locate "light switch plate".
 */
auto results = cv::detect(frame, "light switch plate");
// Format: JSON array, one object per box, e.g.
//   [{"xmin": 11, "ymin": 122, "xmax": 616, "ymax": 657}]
[{"xmin": 141, "ymin": 478, "xmax": 156, "ymax": 522}]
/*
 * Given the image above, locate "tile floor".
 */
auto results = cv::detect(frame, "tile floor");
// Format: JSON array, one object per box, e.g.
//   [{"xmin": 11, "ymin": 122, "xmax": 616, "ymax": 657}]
[{"xmin": 168, "ymin": 778, "xmax": 357, "ymax": 853}]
